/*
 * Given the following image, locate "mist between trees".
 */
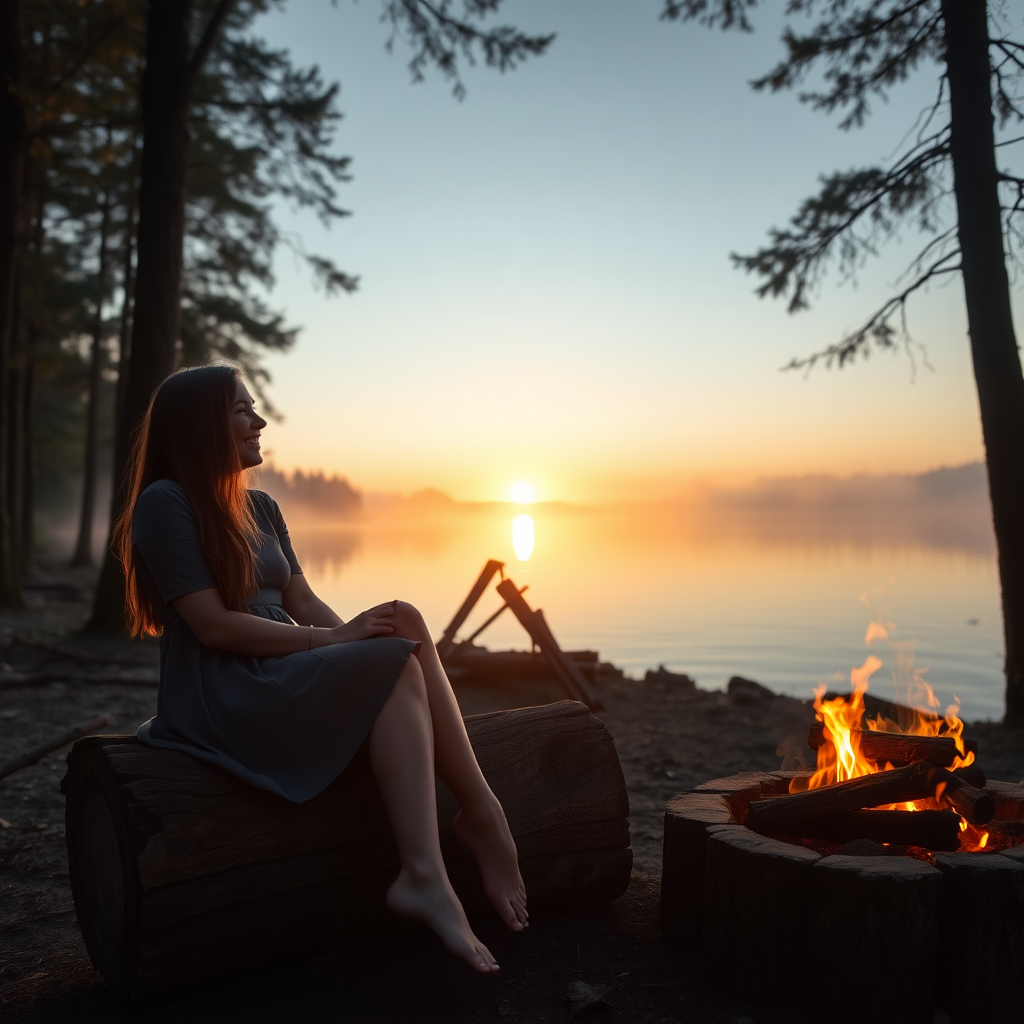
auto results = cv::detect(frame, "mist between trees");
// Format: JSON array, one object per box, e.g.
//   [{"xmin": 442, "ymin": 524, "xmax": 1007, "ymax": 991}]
[{"xmin": 0, "ymin": 0, "xmax": 552, "ymax": 612}]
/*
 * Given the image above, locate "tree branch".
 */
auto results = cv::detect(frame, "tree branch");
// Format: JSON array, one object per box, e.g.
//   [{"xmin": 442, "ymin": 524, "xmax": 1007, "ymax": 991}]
[
  {"xmin": 783, "ymin": 247, "xmax": 961, "ymax": 371},
  {"xmin": 187, "ymin": 0, "xmax": 237, "ymax": 92}
]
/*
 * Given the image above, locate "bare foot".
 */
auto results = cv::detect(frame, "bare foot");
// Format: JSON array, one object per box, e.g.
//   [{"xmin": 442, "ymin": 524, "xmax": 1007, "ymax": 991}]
[
  {"xmin": 386, "ymin": 865, "xmax": 500, "ymax": 974},
  {"xmin": 453, "ymin": 805, "xmax": 528, "ymax": 931}
]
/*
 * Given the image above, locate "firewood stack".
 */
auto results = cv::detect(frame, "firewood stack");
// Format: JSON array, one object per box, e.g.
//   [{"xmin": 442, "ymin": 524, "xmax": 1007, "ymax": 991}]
[{"xmin": 743, "ymin": 726, "xmax": 1000, "ymax": 852}]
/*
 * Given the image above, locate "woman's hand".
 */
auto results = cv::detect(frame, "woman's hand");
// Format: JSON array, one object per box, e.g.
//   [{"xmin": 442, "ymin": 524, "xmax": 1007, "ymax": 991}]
[{"xmin": 317, "ymin": 602, "xmax": 396, "ymax": 646}]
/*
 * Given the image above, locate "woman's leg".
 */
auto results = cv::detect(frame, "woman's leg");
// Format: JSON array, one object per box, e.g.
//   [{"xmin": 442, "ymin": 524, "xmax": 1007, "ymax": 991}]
[
  {"xmin": 391, "ymin": 601, "xmax": 528, "ymax": 931},
  {"xmin": 370, "ymin": 656, "xmax": 499, "ymax": 974}
]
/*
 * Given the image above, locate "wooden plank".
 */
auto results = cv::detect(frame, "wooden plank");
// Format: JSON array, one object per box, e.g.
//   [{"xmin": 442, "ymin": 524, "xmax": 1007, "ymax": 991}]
[
  {"xmin": 494, "ymin": 578, "xmax": 601, "ymax": 709},
  {"xmin": 435, "ymin": 559, "xmax": 504, "ymax": 659}
]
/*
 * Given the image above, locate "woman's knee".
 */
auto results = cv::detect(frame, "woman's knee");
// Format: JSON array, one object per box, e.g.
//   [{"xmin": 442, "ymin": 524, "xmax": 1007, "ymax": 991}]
[{"xmin": 393, "ymin": 600, "xmax": 429, "ymax": 641}]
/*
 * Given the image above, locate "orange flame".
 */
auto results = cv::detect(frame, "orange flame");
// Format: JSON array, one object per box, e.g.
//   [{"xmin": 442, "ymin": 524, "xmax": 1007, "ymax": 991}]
[{"xmin": 791, "ymin": 620, "xmax": 981, "ymax": 848}]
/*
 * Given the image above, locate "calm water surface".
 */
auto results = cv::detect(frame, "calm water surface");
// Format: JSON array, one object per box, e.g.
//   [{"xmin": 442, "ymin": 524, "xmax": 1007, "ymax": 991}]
[{"xmin": 287, "ymin": 504, "xmax": 1004, "ymax": 722}]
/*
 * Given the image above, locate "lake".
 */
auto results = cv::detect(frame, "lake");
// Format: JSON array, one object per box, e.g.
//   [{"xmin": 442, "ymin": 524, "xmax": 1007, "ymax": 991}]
[{"xmin": 286, "ymin": 500, "xmax": 1005, "ymax": 722}]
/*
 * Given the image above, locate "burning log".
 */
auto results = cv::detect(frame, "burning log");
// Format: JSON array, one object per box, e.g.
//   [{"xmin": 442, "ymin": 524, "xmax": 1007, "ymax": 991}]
[
  {"xmin": 763, "ymin": 809, "xmax": 961, "ymax": 851},
  {"xmin": 952, "ymin": 765, "xmax": 987, "ymax": 789},
  {"xmin": 930, "ymin": 765, "xmax": 995, "ymax": 826},
  {"xmin": 63, "ymin": 701, "xmax": 630, "ymax": 999},
  {"xmin": 743, "ymin": 762, "xmax": 938, "ymax": 834},
  {"xmin": 807, "ymin": 721, "xmax": 978, "ymax": 767}
]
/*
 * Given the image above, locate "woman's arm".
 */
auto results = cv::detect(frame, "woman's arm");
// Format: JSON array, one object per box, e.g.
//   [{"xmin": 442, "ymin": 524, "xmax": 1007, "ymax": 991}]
[
  {"xmin": 281, "ymin": 574, "xmax": 343, "ymax": 629},
  {"xmin": 172, "ymin": 588, "xmax": 395, "ymax": 656}
]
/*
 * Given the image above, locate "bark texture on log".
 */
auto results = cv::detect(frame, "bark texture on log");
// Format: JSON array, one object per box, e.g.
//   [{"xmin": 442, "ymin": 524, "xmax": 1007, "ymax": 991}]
[
  {"xmin": 807, "ymin": 722, "xmax": 977, "ymax": 766},
  {"xmin": 810, "ymin": 856, "xmax": 941, "ymax": 1024},
  {"xmin": 701, "ymin": 824, "xmax": 820, "ymax": 1002},
  {"xmin": 933, "ymin": 853, "xmax": 1024, "ymax": 1024},
  {"xmin": 984, "ymin": 780, "xmax": 1024, "ymax": 821},
  {"xmin": 64, "ymin": 701, "xmax": 631, "ymax": 1000}
]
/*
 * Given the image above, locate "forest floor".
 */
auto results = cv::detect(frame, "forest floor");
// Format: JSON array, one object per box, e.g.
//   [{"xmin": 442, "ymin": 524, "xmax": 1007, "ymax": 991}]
[{"xmin": 2, "ymin": 568, "xmax": 1023, "ymax": 1023}]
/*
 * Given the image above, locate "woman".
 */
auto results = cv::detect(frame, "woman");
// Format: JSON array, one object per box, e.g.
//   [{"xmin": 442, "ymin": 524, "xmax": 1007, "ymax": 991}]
[{"xmin": 118, "ymin": 364, "xmax": 526, "ymax": 974}]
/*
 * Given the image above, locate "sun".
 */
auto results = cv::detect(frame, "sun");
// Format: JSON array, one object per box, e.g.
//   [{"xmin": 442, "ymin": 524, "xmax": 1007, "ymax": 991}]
[{"xmin": 509, "ymin": 481, "xmax": 536, "ymax": 504}]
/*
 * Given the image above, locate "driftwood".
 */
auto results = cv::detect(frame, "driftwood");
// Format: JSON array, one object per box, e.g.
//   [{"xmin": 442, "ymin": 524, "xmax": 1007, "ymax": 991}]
[
  {"xmin": 63, "ymin": 701, "xmax": 631, "ymax": 1000},
  {"xmin": 444, "ymin": 644, "xmax": 599, "ymax": 684},
  {"xmin": 435, "ymin": 559, "xmax": 505, "ymax": 659},
  {"xmin": 764, "ymin": 809, "xmax": 961, "ymax": 851},
  {"xmin": 0, "ymin": 714, "xmax": 114, "ymax": 781},
  {"xmin": 495, "ymin": 579, "xmax": 600, "ymax": 709},
  {"xmin": 807, "ymin": 721, "xmax": 978, "ymax": 767},
  {"xmin": 743, "ymin": 762, "xmax": 938, "ymax": 834}
]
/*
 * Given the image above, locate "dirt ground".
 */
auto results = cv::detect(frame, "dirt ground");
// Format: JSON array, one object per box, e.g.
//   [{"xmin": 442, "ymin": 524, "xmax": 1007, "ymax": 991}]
[{"xmin": 2, "ymin": 574, "xmax": 1023, "ymax": 1023}]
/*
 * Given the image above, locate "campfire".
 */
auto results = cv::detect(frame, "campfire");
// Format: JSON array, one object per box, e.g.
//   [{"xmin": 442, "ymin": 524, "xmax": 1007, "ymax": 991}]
[
  {"xmin": 742, "ymin": 622, "xmax": 1024, "ymax": 856},
  {"xmin": 661, "ymin": 617, "xmax": 1024, "ymax": 1023}
]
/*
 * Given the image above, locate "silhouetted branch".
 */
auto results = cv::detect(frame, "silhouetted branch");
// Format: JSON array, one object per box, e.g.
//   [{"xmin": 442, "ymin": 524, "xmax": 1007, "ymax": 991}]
[
  {"xmin": 187, "ymin": 0, "xmax": 237, "ymax": 91},
  {"xmin": 783, "ymin": 247, "xmax": 960, "ymax": 371},
  {"xmin": 660, "ymin": 0, "xmax": 759, "ymax": 32},
  {"xmin": 378, "ymin": 0, "xmax": 554, "ymax": 99}
]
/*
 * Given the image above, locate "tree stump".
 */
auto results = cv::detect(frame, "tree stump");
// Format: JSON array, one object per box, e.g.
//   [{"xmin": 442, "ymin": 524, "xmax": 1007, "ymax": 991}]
[
  {"xmin": 701, "ymin": 824, "xmax": 821, "ymax": 1001},
  {"xmin": 933, "ymin": 853, "xmax": 1024, "ymax": 1024},
  {"xmin": 63, "ymin": 700, "xmax": 631, "ymax": 1000},
  {"xmin": 660, "ymin": 792, "xmax": 734, "ymax": 947},
  {"xmin": 809, "ymin": 855, "xmax": 941, "ymax": 1024}
]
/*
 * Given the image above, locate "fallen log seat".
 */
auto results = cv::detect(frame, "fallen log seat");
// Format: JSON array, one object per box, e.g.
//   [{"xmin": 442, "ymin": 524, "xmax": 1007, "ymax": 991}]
[{"xmin": 62, "ymin": 700, "xmax": 631, "ymax": 1001}]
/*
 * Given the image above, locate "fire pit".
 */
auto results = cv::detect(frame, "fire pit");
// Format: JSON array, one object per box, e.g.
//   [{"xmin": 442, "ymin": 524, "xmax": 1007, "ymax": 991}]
[{"xmin": 660, "ymin": 687, "xmax": 1024, "ymax": 1024}]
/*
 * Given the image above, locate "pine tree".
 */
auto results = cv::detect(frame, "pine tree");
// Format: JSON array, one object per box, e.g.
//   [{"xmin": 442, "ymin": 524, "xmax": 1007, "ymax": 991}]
[{"xmin": 664, "ymin": 0, "xmax": 1024, "ymax": 723}]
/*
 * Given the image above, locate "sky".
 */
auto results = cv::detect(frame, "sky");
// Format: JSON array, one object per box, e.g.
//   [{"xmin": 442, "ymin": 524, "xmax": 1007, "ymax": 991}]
[{"xmin": 249, "ymin": 0, "xmax": 1023, "ymax": 503}]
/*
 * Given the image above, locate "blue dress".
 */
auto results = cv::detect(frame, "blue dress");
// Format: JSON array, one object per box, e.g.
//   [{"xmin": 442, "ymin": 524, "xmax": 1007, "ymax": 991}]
[{"xmin": 133, "ymin": 479, "xmax": 418, "ymax": 803}]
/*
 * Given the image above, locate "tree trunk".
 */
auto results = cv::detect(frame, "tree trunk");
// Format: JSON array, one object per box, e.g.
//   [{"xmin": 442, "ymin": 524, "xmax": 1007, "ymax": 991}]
[
  {"xmin": 115, "ymin": 150, "xmax": 138, "ymax": 430},
  {"xmin": 0, "ymin": 0, "xmax": 25, "ymax": 607},
  {"xmin": 72, "ymin": 191, "xmax": 113, "ymax": 568},
  {"xmin": 5, "ymin": 273, "xmax": 25, "ymax": 581},
  {"xmin": 86, "ymin": 0, "xmax": 219, "ymax": 633},
  {"xmin": 19, "ymin": 340, "xmax": 32, "ymax": 558},
  {"xmin": 941, "ymin": 0, "xmax": 1024, "ymax": 724}
]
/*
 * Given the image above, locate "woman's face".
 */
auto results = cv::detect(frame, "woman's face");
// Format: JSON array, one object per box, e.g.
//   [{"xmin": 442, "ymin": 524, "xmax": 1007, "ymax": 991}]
[{"xmin": 230, "ymin": 378, "xmax": 268, "ymax": 469}]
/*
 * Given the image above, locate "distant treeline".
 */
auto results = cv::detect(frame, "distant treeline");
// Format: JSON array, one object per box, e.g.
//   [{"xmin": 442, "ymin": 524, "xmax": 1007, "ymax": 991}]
[
  {"xmin": 709, "ymin": 463, "xmax": 988, "ymax": 511},
  {"xmin": 256, "ymin": 466, "xmax": 362, "ymax": 520}
]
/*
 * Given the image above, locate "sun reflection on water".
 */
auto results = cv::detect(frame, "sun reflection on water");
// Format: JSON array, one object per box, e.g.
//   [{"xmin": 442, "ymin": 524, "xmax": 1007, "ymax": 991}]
[{"xmin": 512, "ymin": 513, "xmax": 535, "ymax": 561}]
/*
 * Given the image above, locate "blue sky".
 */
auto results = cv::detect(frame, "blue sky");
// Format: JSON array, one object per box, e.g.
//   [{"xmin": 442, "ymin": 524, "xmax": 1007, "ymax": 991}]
[{"xmin": 250, "ymin": 0, "xmax": 1020, "ymax": 502}]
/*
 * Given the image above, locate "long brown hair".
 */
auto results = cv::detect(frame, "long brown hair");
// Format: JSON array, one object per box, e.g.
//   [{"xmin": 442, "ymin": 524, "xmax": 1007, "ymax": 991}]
[{"xmin": 116, "ymin": 365, "xmax": 259, "ymax": 636}]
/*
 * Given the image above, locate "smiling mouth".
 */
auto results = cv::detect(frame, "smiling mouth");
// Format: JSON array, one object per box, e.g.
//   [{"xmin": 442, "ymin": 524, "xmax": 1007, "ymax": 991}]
[{"xmin": 243, "ymin": 437, "xmax": 261, "ymax": 449}]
